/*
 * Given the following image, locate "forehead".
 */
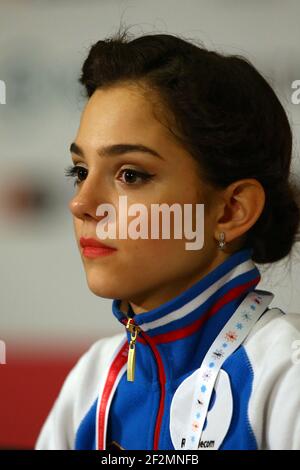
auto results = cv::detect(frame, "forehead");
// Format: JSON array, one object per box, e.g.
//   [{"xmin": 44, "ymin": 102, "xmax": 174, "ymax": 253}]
[{"xmin": 77, "ymin": 85, "xmax": 179, "ymax": 151}]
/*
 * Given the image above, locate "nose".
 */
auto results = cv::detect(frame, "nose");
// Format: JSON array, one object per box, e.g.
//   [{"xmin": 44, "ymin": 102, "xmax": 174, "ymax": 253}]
[{"xmin": 68, "ymin": 177, "xmax": 105, "ymax": 221}]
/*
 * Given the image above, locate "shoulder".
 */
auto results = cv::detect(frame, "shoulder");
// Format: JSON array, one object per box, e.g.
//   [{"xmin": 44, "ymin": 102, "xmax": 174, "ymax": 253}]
[
  {"xmin": 244, "ymin": 307, "xmax": 300, "ymax": 360},
  {"xmin": 60, "ymin": 330, "xmax": 126, "ymax": 410},
  {"xmin": 242, "ymin": 308, "xmax": 300, "ymax": 449},
  {"xmin": 57, "ymin": 331, "xmax": 126, "ymax": 397}
]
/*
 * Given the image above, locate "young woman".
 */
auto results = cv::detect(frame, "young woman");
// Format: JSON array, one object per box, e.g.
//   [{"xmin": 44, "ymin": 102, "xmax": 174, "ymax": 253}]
[{"xmin": 35, "ymin": 27, "xmax": 300, "ymax": 450}]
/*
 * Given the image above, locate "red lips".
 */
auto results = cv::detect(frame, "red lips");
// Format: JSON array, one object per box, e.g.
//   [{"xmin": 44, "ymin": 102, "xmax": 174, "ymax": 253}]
[{"xmin": 79, "ymin": 236, "xmax": 116, "ymax": 250}]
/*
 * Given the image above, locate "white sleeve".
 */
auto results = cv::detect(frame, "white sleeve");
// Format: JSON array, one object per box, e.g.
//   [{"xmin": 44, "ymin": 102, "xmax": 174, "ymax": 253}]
[
  {"xmin": 267, "ymin": 356, "xmax": 300, "ymax": 449},
  {"xmin": 245, "ymin": 310, "xmax": 300, "ymax": 449}
]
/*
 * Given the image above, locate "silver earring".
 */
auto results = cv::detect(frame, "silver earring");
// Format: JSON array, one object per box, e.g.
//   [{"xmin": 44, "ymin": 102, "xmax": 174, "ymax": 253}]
[{"xmin": 218, "ymin": 232, "xmax": 226, "ymax": 250}]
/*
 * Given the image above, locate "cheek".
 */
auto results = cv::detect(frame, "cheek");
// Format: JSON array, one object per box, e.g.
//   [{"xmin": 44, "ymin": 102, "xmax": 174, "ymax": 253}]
[
  {"xmin": 73, "ymin": 217, "xmax": 82, "ymax": 237},
  {"xmin": 122, "ymin": 236, "xmax": 197, "ymax": 271},
  {"xmin": 72, "ymin": 217, "xmax": 83, "ymax": 249}
]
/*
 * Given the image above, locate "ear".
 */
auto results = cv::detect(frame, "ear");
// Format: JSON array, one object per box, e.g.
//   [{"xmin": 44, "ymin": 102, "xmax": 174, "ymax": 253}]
[{"xmin": 214, "ymin": 179, "xmax": 265, "ymax": 244}]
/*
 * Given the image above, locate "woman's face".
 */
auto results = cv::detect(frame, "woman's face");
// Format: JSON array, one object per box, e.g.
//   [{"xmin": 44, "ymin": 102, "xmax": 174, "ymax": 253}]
[{"xmin": 68, "ymin": 84, "xmax": 221, "ymax": 312}]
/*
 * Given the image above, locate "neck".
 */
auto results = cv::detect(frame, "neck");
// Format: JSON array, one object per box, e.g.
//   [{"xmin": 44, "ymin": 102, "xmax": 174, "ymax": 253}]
[{"xmin": 120, "ymin": 249, "xmax": 232, "ymax": 315}]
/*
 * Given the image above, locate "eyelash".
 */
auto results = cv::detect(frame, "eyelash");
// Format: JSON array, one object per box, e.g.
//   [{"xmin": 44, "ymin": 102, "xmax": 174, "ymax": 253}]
[{"xmin": 64, "ymin": 165, "xmax": 154, "ymax": 187}]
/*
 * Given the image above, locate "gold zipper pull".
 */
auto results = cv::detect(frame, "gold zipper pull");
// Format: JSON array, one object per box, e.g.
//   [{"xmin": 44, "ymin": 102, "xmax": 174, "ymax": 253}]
[{"xmin": 126, "ymin": 318, "xmax": 141, "ymax": 382}]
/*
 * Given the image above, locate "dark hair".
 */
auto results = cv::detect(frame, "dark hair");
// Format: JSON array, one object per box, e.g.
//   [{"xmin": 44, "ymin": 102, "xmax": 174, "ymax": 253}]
[{"xmin": 78, "ymin": 25, "xmax": 300, "ymax": 264}]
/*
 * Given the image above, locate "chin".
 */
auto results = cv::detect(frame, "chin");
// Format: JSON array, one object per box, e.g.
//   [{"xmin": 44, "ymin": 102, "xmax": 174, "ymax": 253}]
[
  {"xmin": 84, "ymin": 270, "xmax": 121, "ymax": 299},
  {"xmin": 86, "ymin": 280, "xmax": 116, "ymax": 299}
]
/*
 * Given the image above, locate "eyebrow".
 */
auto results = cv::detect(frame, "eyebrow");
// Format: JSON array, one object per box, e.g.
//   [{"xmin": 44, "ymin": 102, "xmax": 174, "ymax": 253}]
[{"xmin": 69, "ymin": 142, "xmax": 163, "ymax": 160}]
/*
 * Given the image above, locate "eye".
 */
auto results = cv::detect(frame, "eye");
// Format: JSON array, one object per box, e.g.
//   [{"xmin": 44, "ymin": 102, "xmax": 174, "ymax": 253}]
[
  {"xmin": 117, "ymin": 168, "xmax": 154, "ymax": 186},
  {"xmin": 64, "ymin": 165, "xmax": 87, "ymax": 186},
  {"xmin": 64, "ymin": 165, "xmax": 154, "ymax": 187}
]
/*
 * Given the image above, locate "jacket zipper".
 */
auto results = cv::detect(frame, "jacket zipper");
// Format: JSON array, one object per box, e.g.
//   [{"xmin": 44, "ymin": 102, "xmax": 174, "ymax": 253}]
[
  {"xmin": 124, "ymin": 316, "xmax": 166, "ymax": 449},
  {"xmin": 125, "ymin": 317, "xmax": 141, "ymax": 382}
]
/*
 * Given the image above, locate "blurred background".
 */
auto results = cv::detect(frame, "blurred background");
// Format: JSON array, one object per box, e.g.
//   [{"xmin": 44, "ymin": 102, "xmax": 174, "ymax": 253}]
[{"xmin": 1, "ymin": 0, "xmax": 300, "ymax": 449}]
